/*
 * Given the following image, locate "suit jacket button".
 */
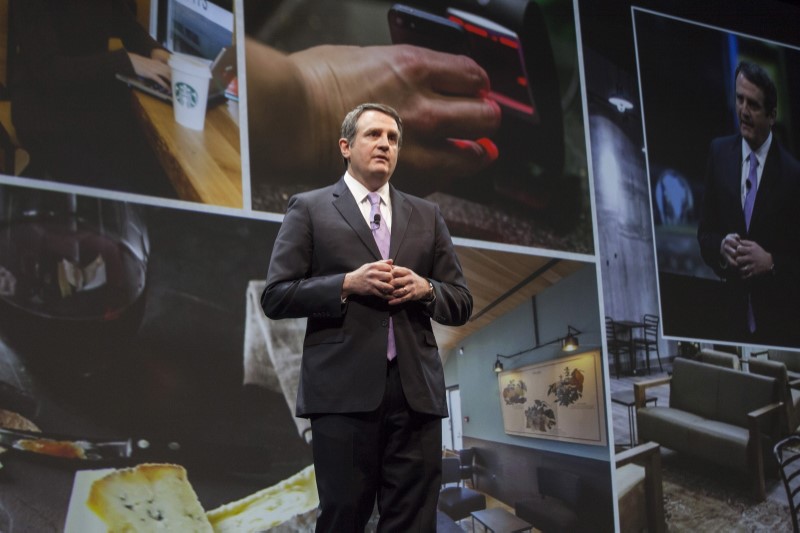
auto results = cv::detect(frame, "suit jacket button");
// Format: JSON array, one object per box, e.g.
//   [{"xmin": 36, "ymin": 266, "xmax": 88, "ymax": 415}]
[{"xmin": 381, "ymin": 319, "xmax": 389, "ymax": 327}]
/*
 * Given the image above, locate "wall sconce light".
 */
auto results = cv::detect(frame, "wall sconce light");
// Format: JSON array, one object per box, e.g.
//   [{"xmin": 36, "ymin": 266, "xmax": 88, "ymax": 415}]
[
  {"xmin": 493, "ymin": 325, "xmax": 582, "ymax": 373},
  {"xmin": 608, "ymin": 95, "xmax": 634, "ymax": 113},
  {"xmin": 562, "ymin": 326, "xmax": 580, "ymax": 352},
  {"xmin": 459, "ymin": 346, "xmax": 464, "ymax": 356},
  {"xmin": 608, "ymin": 82, "xmax": 634, "ymax": 113}
]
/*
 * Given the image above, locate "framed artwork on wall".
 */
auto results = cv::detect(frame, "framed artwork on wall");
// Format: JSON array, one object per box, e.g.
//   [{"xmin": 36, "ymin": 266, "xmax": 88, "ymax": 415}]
[{"xmin": 498, "ymin": 350, "xmax": 607, "ymax": 446}]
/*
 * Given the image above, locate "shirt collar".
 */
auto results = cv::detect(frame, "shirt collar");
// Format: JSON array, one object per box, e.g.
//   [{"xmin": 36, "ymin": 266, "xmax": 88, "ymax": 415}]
[
  {"xmin": 742, "ymin": 131, "xmax": 772, "ymax": 167},
  {"xmin": 343, "ymin": 171, "xmax": 391, "ymax": 207}
]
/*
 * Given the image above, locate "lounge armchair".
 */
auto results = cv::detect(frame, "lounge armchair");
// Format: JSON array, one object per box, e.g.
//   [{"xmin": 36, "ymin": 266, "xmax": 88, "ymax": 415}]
[
  {"xmin": 696, "ymin": 348, "xmax": 740, "ymax": 370},
  {"xmin": 616, "ymin": 441, "xmax": 665, "ymax": 533},
  {"xmin": 749, "ymin": 357, "xmax": 800, "ymax": 436},
  {"xmin": 635, "ymin": 358, "xmax": 782, "ymax": 501}
]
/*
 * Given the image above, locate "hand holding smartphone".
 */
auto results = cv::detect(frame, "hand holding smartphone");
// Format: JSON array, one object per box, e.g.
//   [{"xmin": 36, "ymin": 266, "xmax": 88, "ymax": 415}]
[{"xmin": 388, "ymin": 4, "xmax": 538, "ymax": 123}]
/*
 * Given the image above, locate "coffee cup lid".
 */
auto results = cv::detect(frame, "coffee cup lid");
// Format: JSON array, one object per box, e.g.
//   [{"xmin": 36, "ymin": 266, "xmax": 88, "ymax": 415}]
[{"xmin": 168, "ymin": 53, "xmax": 212, "ymax": 78}]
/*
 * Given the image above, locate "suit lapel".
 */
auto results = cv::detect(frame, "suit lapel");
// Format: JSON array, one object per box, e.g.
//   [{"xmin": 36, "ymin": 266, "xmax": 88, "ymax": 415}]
[
  {"xmin": 331, "ymin": 177, "xmax": 383, "ymax": 261},
  {"xmin": 749, "ymin": 139, "xmax": 781, "ymax": 234},
  {"xmin": 724, "ymin": 137, "xmax": 747, "ymax": 232},
  {"xmin": 389, "ymin": 186, "xmax": 412, "ymax": 260}
]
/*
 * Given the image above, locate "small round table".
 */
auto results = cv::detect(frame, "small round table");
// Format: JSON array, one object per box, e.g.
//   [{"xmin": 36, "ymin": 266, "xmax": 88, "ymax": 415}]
[{"xmin": 611, "ymin": 390, "xmax": 657, "ymax": 448}]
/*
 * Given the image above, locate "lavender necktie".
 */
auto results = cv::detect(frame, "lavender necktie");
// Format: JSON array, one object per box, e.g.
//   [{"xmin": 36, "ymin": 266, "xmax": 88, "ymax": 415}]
[
  {"xmin": 744, "ymin": 152, "xmax": 758, "ymax": 333},
  {"xmin": 744, "ymin": 152, "xmax": 758, "ymax": 231},
  {"xmin": 368, "ymin": 192, "xmax": 396, "ymax": 361}
]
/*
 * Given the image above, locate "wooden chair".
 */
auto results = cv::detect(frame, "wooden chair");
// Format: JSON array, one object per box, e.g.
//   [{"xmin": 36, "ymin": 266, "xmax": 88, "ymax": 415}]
[
  {"xmin": 634, "ymin": 314, "xmax": 662, "ymax": 374},
  {"xmin": 606, "ymin": 316, "xmax": 632, "ymax": 378},
  {"xmin": 457, "ymin": 447, "xmax": 476, "ymax": 488},
  {"xmin": 774, "ymin": 435, "xmax": 800, "ymax": 533}
]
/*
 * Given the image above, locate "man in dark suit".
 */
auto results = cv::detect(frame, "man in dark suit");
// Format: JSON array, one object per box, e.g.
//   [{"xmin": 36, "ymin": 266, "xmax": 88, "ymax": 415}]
[
  {"xmin": 261, "ymin": 103, "xmax": 472, "ymax": 531},
  {"xmin": 697, "ymin": 61, "xmax": 800, "ymax": 346}
]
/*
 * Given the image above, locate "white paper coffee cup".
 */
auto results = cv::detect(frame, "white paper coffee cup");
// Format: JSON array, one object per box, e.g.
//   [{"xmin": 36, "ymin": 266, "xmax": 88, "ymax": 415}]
[{"xmin": 168, "ymin": 53, "xmax": 212, "ymax": 131}]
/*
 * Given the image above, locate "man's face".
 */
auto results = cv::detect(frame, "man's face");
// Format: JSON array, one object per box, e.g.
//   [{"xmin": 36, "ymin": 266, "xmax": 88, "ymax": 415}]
[
  {"xmin": 339, "ymin": 110, "xmax": 400, "ymax": 189},
  {"xmin": 736, "ymin": 73, "xmax": 775, "ymax": 150}
]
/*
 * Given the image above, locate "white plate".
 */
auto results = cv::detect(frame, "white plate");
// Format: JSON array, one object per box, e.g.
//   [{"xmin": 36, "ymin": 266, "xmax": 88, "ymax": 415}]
[{"xmin": 63, "ymin": 468, "xmax": 115, "ymax": 533}]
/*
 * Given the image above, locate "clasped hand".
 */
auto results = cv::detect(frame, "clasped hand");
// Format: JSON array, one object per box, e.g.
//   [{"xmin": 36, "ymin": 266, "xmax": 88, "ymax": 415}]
[
  {"xmin": 343, "ymin": 260, "xmax": 429, "ymax": 304},
  {"xmin": 721, "ymin": 233, "xmax": 773, "ymax": 279}
]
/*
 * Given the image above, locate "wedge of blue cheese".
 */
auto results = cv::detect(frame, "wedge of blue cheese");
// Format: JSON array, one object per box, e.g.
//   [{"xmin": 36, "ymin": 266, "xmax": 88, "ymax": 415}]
[
  {"xmin": 86, "ymin": 463, "xmax": 212, "ymax": 532},
  {"xmin": 206, "ymin": 464, "xmax": 318, "ymax": 532}
]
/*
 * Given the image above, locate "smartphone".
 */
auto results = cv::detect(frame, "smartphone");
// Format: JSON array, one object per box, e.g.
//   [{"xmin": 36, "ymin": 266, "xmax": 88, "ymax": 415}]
[
  {"xmin": 388, "ymin": 4, "xmax": 538, "ymax": 123},
  {"xmin": 446, "ymin": 8, "xmax": 538, "ymax": 123},
  {"xmin": 388, "ymin": 4, "xmax": 470, "ymax": 56}
]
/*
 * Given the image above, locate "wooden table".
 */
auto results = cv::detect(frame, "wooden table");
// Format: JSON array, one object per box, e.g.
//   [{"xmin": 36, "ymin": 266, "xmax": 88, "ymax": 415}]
[
  {"xmin": 471, "ymin": 508, "xmax": 533, "ymax": 533},
  {"xmin": 131, "ymin": 91, "xmax": 243, "ymax": 208},
  {"xmin": 613, "ymin": 320, "xmax": 646, "ymax": 375}
]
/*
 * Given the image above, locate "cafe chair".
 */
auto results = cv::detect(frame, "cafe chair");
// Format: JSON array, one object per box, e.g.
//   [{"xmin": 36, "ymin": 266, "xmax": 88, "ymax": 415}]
[
  {"xmin": 515, "ymin": 467, "xmax": 581, "ymax": 532},
  {"xmin": 606, "ymin": 316, "xmax": 632, "ymax": 378},
  {"xmin": 437, "ymin": 456, "xmax": 486, "ymax": 523},
  {"xmin": 634, "ymin": 314, "xmax": 662, "ymax": 374},
  {"xmin": 616, "ymin": 441, "xmax": 666, "ymax": 533},
  {"xmin": 774, "ymin": 435, "xmax": 800, "ymax": 533},
  {"xmin": 457, "ymin": 447, "xmax": 477, "ymax": 488}
]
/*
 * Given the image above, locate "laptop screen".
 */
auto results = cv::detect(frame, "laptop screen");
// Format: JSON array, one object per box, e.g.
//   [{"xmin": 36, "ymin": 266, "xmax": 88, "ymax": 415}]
[{"xmin": 151, "ymin": 0, "xmax": 234, "ymax": 61}]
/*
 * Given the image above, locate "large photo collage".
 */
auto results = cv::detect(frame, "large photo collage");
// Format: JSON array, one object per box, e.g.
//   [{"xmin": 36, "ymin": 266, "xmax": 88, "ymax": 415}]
[{"xmin": 0, "ymin": 0, "xmax": 799, "ymax": 531}]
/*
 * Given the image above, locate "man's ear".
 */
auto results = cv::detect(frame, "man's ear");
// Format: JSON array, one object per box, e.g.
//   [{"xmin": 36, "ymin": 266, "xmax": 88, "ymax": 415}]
[{"xmin": 339, "ymin": 138, "xmax": 350, "ymax": 160}]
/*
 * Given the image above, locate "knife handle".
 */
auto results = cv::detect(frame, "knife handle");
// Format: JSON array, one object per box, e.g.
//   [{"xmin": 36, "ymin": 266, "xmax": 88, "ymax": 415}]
[{"xmin": 130, "ymin": 437, "xmax": 184, "ymax": 460}]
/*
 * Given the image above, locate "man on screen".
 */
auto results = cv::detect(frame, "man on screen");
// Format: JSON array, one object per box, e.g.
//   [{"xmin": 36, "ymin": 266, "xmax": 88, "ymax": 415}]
[
  {"xmin": 261, "ymin": 103, "xmax": 472, "ymax": 531},
  {"xmin": 697, "ymin": 61, "xmax": 800, "ymax": 345}
]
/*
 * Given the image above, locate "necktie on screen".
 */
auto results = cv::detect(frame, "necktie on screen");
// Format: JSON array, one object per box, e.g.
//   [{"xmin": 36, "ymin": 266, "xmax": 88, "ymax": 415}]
[
  {"xmin": 368, "ymin": 192, "xmax": 396, "ymax": 361},
  {"xmin": 744, "ymin": 152, "xmax": 758, "ymax": 231},
  {"xmin": 744, "ymin": 152, "xmax": 758, "ymax": 333}
]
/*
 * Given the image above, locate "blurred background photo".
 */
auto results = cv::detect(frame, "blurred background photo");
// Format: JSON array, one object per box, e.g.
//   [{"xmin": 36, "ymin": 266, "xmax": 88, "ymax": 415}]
[
  {"xmin": 243, "ymin": 0, "xmax": 594, "ymax": 252},
  {"xmin": 634, "ymin": 9, "xmax": 800, "ymax": 348}
]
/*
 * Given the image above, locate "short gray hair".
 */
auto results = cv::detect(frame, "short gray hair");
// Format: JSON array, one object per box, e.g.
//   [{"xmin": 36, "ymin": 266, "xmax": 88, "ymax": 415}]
[{"xmin": 340, "ymin": 103, "xmax": 403, "ymax": 165}]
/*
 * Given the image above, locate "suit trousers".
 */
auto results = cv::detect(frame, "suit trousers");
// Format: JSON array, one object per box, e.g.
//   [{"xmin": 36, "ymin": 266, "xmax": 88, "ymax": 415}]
[{"xmin": 310, "ymin": 359, "xmax": 443, "ymax": 532}]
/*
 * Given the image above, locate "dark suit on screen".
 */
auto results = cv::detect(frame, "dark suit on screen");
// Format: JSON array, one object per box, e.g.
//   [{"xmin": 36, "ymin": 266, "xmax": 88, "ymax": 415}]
[
  {"xmin": 261, "ymin": 176, "xmax": 472, "ymax": 530},
  {"xmin": 697, "ymin": 134, "xmax": 800, "ymax": 345}
]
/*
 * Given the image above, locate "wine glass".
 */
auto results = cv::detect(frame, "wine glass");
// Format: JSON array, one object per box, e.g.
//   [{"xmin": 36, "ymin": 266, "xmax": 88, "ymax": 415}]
[{"xmin": 0, "ymin": 185, "xmax": 149, "ymax": 375}]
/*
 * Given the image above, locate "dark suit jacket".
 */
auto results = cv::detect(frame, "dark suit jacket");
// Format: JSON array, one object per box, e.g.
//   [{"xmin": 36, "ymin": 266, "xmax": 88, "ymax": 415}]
[
  {"xmin": 261, "ymin": 177, "xmax": 472, "ymax": 418},
  {"xmin": 697, "ymin": 134, "xmax": 800, "ymax": 343}
]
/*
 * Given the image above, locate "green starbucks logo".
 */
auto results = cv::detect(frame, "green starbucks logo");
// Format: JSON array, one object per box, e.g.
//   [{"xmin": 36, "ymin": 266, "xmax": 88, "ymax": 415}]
[{"xmin": 175, "ymin": 82, "xmax": 198, "ymax": 108}]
